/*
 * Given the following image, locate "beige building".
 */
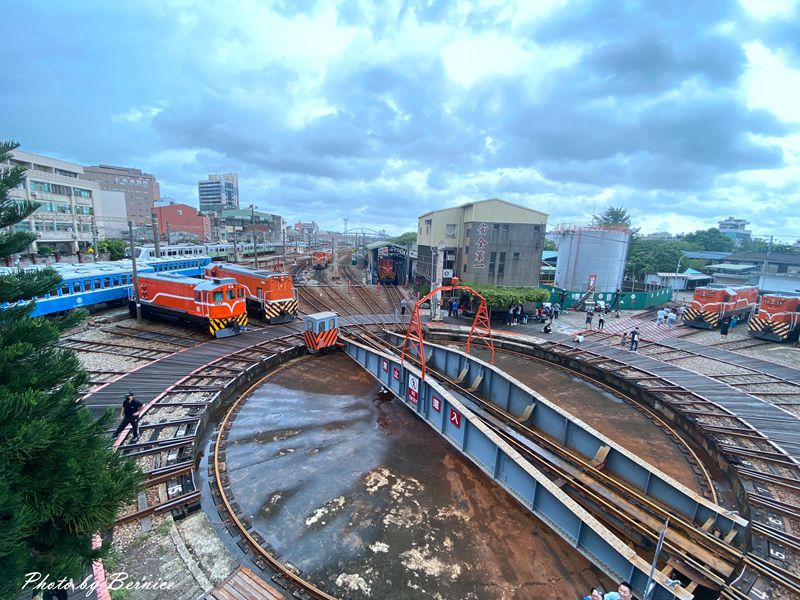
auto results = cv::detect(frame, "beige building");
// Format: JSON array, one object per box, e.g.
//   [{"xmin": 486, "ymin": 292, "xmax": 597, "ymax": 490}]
[
  {"xmin": 4, "ymin": 150, "xmax": 106, "ymax": 253},
  {"xmin": 83, "ymin": 164, "xmax": 161, "ymax": 226},
  {"xmin": 417, "ymin": 198, "xmax": 548, "ymax": 287}
]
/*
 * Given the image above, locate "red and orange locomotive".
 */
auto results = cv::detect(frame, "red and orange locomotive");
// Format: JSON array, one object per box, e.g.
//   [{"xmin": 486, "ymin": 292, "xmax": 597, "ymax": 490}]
[
  {"xmin": 130, "ymin": 272, "xmax": 247, "ymax": 337},
  {"xmin": 683, "ymin": 284, "xmax": 759, "ymax": 329},
  {"xmin": 204, "ymin": 263, "xmax": 297, "ymax": 324},
  {"xmin": 749, "ymin": 292, "xmax": 800, "ymax": 342},
  {"xmin": 311, "ymin": 251, "xmax": 329, "ymax": 269}
]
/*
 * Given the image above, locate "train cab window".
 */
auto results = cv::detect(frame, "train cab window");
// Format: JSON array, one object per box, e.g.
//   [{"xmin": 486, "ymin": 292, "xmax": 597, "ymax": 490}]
[
  {"xmin": 328, "ymin": 319, "xmax": 336, "ymax": 329},
  {"xmin": 307, "ymin": 321, "xmax": 314, "ymax": 331},
  {"xmin": 213, "ymin": 291, "xmax": 223, "ymax": 302},
  {"xmin": 194, "ymin": 291, "xmax": 201, "ymax": 301},
  {"xmin": 723, "ymin": 295, "xmax": 729, "ymax": 302},
  {"xmin": 227, "ymin": 289, "xmax": 235, "ymax": 300},
  {"xmin": 319, "ymin": 321, "xmax": 326, "ymax": 332},
  {"xmin": 237, "ymin": 289, "xmax": 244, "ymax": 298}
]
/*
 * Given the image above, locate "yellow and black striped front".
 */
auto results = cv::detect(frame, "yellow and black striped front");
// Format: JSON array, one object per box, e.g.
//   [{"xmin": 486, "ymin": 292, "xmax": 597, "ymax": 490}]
[
  {"xmin": 208, "ymin": 313, "xmax": 248, "ymax": 337},
  {"xmin": 304, "ymin": 328, "xmax": 339, "ymax": 352},
  {"xmin": 683, "ymin": 308, "xmax": 719, "ymax": 330},
  {"xmin": 264, "ymin": 299, "xmax": 298, "ymax": 324},
  {"xmin": 749, "ymin": 316, "xmax": 791, "ymax": 341}
]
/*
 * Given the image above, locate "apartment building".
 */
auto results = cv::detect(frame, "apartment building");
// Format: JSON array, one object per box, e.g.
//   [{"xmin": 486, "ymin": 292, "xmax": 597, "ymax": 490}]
[{"xmin": 83, "ymin": 164, "xmax": 161, "ymax": 226}]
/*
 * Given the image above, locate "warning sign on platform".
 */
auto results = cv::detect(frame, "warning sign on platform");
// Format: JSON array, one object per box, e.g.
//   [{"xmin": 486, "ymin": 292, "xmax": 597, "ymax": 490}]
[
  {"xmin": 432, "ymin": 396, "xmax": 441, "ymax": 412},
  {"xmin": 408, "ymin": 375, "xmax": 419, "ymax": 404},
  {"xmin": 392, "ymin": 367, "xmax": 400, "ymax": 381},
  {"xmin": 382, "ymin": 359, "xmax": 388, "ymax": 372},
  {"xmin": 449, "ymin": 409, "xmax": 461, "ymax": 428}
]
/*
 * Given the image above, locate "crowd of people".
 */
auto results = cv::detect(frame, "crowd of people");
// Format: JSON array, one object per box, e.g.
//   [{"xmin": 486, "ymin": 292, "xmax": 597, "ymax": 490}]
[{"xmin": 582, "ymin": 581, "xmax": 633, "ymax": 600}]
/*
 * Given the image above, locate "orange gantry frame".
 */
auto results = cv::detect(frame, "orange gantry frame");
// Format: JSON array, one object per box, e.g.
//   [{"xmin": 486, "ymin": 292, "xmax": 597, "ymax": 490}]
[{"xmin": 401, "ymin": 285, "xmax": 494, "ymax": 380}]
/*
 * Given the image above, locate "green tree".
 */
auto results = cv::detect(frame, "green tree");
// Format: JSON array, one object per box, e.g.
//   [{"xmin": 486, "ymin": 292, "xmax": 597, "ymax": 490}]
[
  {"xmin": 543, "ymin": 239, "xmax": 557, "ymax": 251},
  {"xmin": 0, "ymin": 141, "xmax": 142, "ymax": 597},
  {"xmin": 97, "ymin": 239, "xmax": 127, "ymax": 260},
  {"xmin": 625, "ymin": 239, "xmax": 691, "ymax": 278},
  {"xmin": 682, "ymin": 228, "xmax": 735, "ymax": 252},
  {"xmin": 391, "ymin": 232, "xmax": 417, "ymax": 246},
  {"xmin": 461, "ymin": 282, "xmax": 550, "ymax": 307},
  {"xmin": 591, "ymin": 206, "xmax": 638, "ymax": 232}
]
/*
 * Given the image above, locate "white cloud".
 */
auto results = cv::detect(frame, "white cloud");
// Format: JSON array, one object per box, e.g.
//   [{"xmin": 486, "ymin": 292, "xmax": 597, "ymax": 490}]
[
  {"xmin": 113, "ymin": 102, "xmax": 167, "ymax": 123},
  {"xmin": 743, "ymin": 42, "xmax": 800, "ymax": 122},
  {"xmin": 739, "ymin": 0, "xmax": 799, "ymax": 20}
]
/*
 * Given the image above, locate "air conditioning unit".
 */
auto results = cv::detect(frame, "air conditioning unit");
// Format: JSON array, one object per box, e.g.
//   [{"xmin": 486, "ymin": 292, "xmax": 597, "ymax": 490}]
[
  {"xmin": 31, "ymin": 192, "xmax": 38, "ymax": 197},
  {"xmin": 443, "ymin": 269, "xmax": 454, "ymax": 278}
]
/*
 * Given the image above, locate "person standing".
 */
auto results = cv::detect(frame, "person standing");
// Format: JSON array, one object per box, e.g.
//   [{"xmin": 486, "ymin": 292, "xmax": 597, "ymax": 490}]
[
  {"xmin": 400, "ymin": 298, "xmax": 407, "ymax": 316},
  {"xmin": 720, "ymin": 318, "xmax": 730, "ymax": 338},
  {"xmin": 656, "ymin": 308, "xmax": 666, "ymax": 326},
  {"xmin": 678, "ymin": 304, "xmax": 687, "ymax": 320},
  {"xmin": 730, "ymin": 314, "xmax": 739, "ymax": 329},
  {"xmin": 585, "ymin": 309, "xmax": 594, "ymax": 329},
  {"xmin": 114, "ymin": 392, "xmax": 143, "ymax": 442},
  {"xmin": 629, "ymin": 328, "xmax": 640, "ymax": 352},
  {"xmin": 553, "ymin": 302, "xmax": 560, "ymax": 320},
  {"xmin": 621, "ymin": 331, "xmax": 629, "ymax": 348},
  {"xmin": 583, "ymin": 587, "xmax": 604, "ymax": 600},
  {"xmin": 597, "ymin": 312, "xmax": 606, "ymax": 330},
  {"xmin": 451, "ymin": 298, "xmax": 459, "ymax": 319},
  {"xmin": 667, "ymin": 309, "xmax": 677, "ymax": 328}
]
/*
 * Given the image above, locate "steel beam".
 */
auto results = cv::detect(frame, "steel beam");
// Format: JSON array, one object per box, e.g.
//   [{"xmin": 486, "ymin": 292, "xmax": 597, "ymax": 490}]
[{"xmin": 342, "ymin": 337, "xmax": 694, "ymax": 600}]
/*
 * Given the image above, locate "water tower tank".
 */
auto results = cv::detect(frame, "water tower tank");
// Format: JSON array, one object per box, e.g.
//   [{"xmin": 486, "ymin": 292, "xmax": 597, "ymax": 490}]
[{"xmin": 554, "ymin": 226, "xmax": 630, "ymax": 293}]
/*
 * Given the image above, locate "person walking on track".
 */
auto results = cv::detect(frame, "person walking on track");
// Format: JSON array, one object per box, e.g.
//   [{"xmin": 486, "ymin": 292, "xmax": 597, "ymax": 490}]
[
  {"xmin": 113, "ymin": 391, "xmax": 143, "ymax": 442},
  {"xmin": 628, "ymin": 328, "xmax": 640, "ymax": 352},
  {"xmin": 400, "ymin": 298, "xmax": 408, "ymax": 316}
]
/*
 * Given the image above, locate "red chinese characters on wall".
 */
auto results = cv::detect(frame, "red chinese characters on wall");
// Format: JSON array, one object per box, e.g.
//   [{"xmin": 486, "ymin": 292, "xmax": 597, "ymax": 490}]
[{"xmin": 472, "ymin": 222, "xmax": 489, "ymax": 269}]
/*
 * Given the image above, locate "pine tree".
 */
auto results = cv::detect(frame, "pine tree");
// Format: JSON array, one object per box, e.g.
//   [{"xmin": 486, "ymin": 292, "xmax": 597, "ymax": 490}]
[{"xmin": 0, "ymin": 141, "xmax": 142, "ymax": 597}]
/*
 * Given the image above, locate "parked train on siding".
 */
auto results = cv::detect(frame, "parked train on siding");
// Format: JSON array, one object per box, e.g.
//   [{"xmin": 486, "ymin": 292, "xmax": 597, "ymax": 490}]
[
  {"xmin": 204, "ymin": 263, "xmax": 297, "ymax": 324},
  {"xmin": 131, "ymin": 273, "xmax": 247, "ymax": 337},
  {"xmin": 126, "ymin": 242, "xmax": 275, "ymax": 261},
  {"xmin": 749, "ymin": 292, "xmax": 800, "ymax": 342},
  {"xmin": 683, "ymin": 284, "xmax": 759, "ymax": 330},
  {"xmin": 311, "ymin": 250, "xmax": 333, "ymax": 269},
  {"xmin": 0, "ymin": 256, "xmax": 211, "ymax": 317}
]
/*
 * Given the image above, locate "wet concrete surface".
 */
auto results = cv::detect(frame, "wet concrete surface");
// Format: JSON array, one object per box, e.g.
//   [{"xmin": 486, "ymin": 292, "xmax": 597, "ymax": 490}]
[{"xmin": 222, "ymin": 352, "xmax": 611, "ymax": 599}]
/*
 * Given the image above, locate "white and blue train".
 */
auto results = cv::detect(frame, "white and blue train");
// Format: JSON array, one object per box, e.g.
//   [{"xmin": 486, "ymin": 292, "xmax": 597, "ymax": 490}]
[
  {"xmin": 126, "ymin": 242, "xmax": 276, "ymax": 261},
  {"xmin": 0, "ymin": 255, "xmax": 211, "ymax": 317}
]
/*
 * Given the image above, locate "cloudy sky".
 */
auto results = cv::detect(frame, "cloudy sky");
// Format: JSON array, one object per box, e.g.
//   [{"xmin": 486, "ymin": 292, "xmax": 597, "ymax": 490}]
[{"xmin": 3, "ymin": 0, "xmax": 800, "ymax": 239}]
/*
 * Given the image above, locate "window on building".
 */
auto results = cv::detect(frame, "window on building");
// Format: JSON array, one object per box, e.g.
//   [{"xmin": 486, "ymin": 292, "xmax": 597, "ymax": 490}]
[
  {"xmin": 30, "ymin": 181, "xmax": 51, "ymax": 193},
  {"xmin": 512, "ymin": 252, "xmax": 520, "ymax": 277},
  {"xmin": 446, "ymin": 224, "xmax": 456, "ymax": 238},
  {"xmin": 488, "ymin": 251, "xmax": 497, "ymax": 273},
  {"xmin": 498, "ymin": 252, "xmax": 506, "ymax": 275},
  {"xmin": 493, "ymin": 224, "xmax": 500, "ymax": 231},
  {"xmin": 177, "ymin": 209, "xmax": 183, "ymax": 216},
  {"xmin": 72, "ymin": 188, "xmax": 92, "ymax": 198},
  {"xmin": 425, "ymin": 219, "xmax": 432, "ymax": 235},
  {"xmin": 501, "ymin": 224, "xmax": 509, "ymax": 232}
]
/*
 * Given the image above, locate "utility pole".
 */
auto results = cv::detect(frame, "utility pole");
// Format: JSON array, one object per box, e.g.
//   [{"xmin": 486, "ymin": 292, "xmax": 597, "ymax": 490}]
[
  {"xmin": 128, "ymin": 220, "xmax": 141, "ymax": 323},
  {"xmin": 232, "ymin": 224, "xmax": 239, "ymax": 263},
  {"xmin": 762, "ymin": 235, "xmax": 773, "ymax": 277},
  {"xmin": 91, "ymin": 224, "xmax": 99, "ymax": 263},
  {"xmin": 166, "ymin": 223, "xmax": 172, "ymax": 246},
  {"xmin": 431, "ymin": 241, "xmax": 444, "ymax": 321},
  {"xmin": 151, "ymin": 213, "xmax": 161, "ymax": 258},
  {"xmin": 251, "ymin": 205, "xmax": 258, "ymax": 268},
  {"xmin": 282, "ymin": 218, "xmax": 287, "ymax": 270},
  {"xmin": 332, "ymin": 234, "xmax": 338, "ymax": 279}
]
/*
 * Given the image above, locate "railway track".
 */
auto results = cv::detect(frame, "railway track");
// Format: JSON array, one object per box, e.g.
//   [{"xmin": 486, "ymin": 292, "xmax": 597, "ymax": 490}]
[{"xmin": 442, "ymin": 328, "xmax": 800, "ymax": 599}]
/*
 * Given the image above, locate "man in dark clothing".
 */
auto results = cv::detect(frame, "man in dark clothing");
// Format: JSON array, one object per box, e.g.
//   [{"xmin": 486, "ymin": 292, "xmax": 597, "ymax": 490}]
[
  {"xmin": 114, "ymin": 392, "xmax": 143, "ymax": 442},
  {"xmin": 720, "ymin": 318, "xmax": 730, "ymax": 338}
]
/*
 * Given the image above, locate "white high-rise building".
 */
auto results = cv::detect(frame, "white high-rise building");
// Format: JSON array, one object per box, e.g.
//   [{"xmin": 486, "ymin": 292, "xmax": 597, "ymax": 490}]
[{"xmin": 198, "ymin": 173, "xmax": 239, "ymax": 213}]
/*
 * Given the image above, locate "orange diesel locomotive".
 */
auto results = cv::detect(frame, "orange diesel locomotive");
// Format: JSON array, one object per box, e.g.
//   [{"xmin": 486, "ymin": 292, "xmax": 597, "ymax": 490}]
[
  {"xmin": 311, "ymin": 251, "xmax": 329, "ymax": 269},
  {"xmin": 683, "ymin": 284, "xmax": 759, "ymax": 330},
  {"xmin": 131, "ymin": 272, "xmax": 247, "ymax": 337},
  {"xmin": 749, "ymin": 292, "xmax": 800, "ymax": 342},
  {"xmin": 204, "ymin": 263, "xmax": 297, "ymax": 324}
]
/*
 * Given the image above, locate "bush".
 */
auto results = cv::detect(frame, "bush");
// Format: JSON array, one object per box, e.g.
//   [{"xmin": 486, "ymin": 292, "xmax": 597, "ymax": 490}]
[{"xmin": 37, "ymin": 245, "xmax": 55, "ymax": 256}]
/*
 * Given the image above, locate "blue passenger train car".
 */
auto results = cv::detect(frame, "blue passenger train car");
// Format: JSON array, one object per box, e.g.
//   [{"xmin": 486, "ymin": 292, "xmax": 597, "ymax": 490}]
[{"xmin": 0, "ymin": 256, "xmax": 211, "ymax": 317}]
